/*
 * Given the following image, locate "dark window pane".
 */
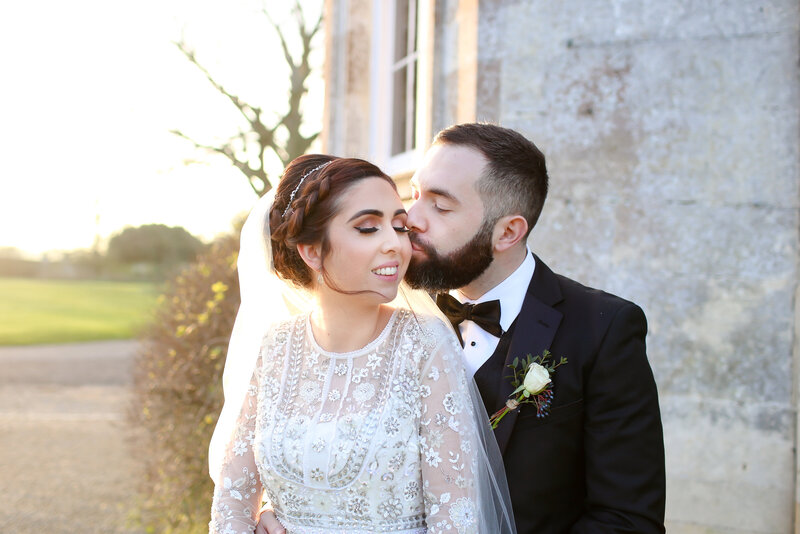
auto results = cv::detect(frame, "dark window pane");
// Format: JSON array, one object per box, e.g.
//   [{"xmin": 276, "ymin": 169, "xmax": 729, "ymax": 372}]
[
  {"xmin": 409, "ymin": 0, "xmax": 417, "ymax": 54},
  {"xmin": 408, "ymin": 63, "xmax": 416, "ymax": 151},
  {"xmin": 392, "ymin": 67, "xmax": 408, "ymax": 156},
  {"xmin": 390, "ymin": 0, "xmax": 418, "ymax": 156},
  {"xmin": 394, "ymin": 0, "xmax": 410, "ymax": 63}
]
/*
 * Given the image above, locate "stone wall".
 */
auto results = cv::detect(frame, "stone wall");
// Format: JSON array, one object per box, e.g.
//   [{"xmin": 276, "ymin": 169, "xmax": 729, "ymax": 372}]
[{"xmin": 470, "ymin": 2, "xmax": 799, "ymax": 532}]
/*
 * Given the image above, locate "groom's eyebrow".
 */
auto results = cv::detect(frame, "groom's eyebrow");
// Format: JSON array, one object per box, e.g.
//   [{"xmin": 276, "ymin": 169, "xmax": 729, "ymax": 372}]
[
  {"xmin": 428, "ymin": 187, "xmax": 459, "ymax": 204},
  {"xmin": 410, "ymin": 177, "xmax": 459, "ymax": 204}
]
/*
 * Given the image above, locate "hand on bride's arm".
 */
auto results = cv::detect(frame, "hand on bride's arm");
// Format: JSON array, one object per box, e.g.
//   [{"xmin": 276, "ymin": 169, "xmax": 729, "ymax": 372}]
[{"xmin": 255, "ymin": 507, "xmax": 284, "ymax": 534}]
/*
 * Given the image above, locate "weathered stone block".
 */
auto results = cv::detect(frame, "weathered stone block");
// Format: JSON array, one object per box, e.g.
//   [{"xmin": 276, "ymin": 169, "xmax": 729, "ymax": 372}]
[
  {"xmin": 662, "ymin": 394, "xmax": 794, "ymax": 533},
  {"xmin": 502, "ymin": 33, "xmax": 799, "ymax": 207},
  {"xmin": 504, "ymin": 0, "xmax": 798, "ymax": 48},
  {"xmin": 534, "ymin": 198, "xmax": 796, "ymax": 402}
]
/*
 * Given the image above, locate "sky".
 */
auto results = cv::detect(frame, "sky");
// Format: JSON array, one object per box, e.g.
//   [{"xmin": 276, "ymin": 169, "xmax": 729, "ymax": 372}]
[{"xmin": 0, "ymin": 0, "xmax": 323, "ymax": 257}]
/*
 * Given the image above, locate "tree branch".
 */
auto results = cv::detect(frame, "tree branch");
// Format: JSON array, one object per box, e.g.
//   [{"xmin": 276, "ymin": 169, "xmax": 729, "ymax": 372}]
[
  {"xmin": 170, "ymin": 129, "xmax": 268, "ymax": 195},
  {"xmin": 262, "ymin": 7, "xmax": 297, "ymax": 72},
  {"xmin": 173, "ymin": 40, "xmax": 258, "ymax": 127},
  {"xmin": 172, "ymin": 2, "xmax": 322, "ymax": 196}
]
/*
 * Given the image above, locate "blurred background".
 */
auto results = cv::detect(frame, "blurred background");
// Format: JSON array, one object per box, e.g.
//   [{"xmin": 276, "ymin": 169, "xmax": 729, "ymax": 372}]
[
  {"xmin": 0, "ymin": 0, "xmax": 323, "ymax": 532},
  {"xmin": 1, "ymin": 1, "xmax": 797, "ymax": 533},
  {"xmin": 0, "ymin": 0, "xmax": 323, "ymax": 275}
]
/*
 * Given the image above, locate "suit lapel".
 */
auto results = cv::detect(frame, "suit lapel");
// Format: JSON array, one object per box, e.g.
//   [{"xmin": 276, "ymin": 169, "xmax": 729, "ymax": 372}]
[{"xmin": 493, "ymin": 254, "xmax": 563, "ymax": 455}]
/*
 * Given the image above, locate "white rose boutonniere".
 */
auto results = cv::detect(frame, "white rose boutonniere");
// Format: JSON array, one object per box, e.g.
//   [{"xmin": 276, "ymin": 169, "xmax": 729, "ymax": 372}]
[
  {"xmin": 522, "ymin": 363, "xmax": 551, "ymax": 395},
  {"xmin": 489, "ymin": 350, "xmax": 567, "ymax": 429}
]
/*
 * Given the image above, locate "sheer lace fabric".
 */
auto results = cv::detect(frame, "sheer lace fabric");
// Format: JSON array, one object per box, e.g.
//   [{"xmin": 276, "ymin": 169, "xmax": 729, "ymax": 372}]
[{"xmin": 209, "ymin": 309, "xmax": 493, "ymax": 534}]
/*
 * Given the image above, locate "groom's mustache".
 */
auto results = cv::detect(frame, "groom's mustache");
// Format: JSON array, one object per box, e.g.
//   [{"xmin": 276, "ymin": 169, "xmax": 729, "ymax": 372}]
[{"xmin": 408, "ymin": 232, "xmax": 435, "ymax": 256}]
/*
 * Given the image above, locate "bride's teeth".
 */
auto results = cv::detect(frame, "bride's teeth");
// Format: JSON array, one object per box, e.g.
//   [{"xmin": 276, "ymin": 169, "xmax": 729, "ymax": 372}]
[{"xmin": 373, "ymin": 267, "xmax": 398, "ymax": 276}]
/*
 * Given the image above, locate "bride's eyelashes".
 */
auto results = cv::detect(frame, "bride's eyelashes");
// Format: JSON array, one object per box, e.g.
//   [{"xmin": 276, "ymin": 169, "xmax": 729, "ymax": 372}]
[{"xmin": 354, "ymin": 225, "xmax": 411, "ymax": 234}]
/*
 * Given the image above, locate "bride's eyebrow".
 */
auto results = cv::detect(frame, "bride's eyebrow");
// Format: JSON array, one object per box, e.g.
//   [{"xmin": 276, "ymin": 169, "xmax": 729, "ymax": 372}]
[
  {"xmin": 347, "ymin": 208, "xmax": 407, "ymax": 222},
  {"xmin": 347, "ymin": 209, "xmax": 383, "ymax": 222}
]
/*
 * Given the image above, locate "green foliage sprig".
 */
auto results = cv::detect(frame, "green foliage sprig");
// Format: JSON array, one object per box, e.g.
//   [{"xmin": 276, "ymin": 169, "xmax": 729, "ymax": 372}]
[{"xmin": 507, "ymin": 350, "xmax": 568, "ymax": 396}]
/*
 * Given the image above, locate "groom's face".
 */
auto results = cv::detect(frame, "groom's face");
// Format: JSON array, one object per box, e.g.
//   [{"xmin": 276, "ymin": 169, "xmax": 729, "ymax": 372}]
[{"xmin": 405, "ymin": 144, "xmax": 495, "ymax": 291}]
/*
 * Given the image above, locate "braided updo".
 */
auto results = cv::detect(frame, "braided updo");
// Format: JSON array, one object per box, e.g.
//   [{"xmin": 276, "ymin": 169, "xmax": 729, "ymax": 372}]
[{"xmin": 269, "ymin": 154, "xmax": 395, "ymax": 288}]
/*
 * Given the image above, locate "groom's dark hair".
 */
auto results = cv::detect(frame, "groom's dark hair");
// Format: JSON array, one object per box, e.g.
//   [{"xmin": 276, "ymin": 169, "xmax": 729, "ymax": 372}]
[{"xmin": 433, "ymin": 123, "xmax": 548, "ymax": 237}]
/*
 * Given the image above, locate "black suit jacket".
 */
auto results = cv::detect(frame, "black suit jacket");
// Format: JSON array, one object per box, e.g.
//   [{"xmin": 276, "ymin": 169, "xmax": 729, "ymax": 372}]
[{"xmin": 474, "ymin": 255, "xmax": 665, "ymax": 534}]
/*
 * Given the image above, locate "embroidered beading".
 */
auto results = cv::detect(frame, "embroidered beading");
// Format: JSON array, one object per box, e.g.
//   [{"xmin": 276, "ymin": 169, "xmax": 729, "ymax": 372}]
[{"xmin": 210, "ymin": 310, "xmax": 482, "ymax": 534}]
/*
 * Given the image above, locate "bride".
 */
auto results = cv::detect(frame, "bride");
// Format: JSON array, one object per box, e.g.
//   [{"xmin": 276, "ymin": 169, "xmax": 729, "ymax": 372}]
[{"xmin": 208, "ymin": 155, "xmax": 515, "ymax": 534}]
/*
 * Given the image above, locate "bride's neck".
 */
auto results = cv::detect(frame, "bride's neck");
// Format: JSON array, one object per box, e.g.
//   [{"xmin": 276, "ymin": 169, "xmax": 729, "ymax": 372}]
[{"xmin": 310, "ymin": 294, "xmax": 389, "ymax": 353}]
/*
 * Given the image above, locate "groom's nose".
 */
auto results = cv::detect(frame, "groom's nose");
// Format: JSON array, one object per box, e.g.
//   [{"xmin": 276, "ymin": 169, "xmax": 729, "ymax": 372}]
[{"xmin": 406, "ymin": 202, "xmax": 426, "ymax": 233}]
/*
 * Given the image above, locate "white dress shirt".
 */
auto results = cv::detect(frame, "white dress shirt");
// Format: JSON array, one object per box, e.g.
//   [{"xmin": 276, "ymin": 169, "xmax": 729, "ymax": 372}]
[{"xmin": 454, "ymin": 250, "xmax": 536, "ymax": 376}]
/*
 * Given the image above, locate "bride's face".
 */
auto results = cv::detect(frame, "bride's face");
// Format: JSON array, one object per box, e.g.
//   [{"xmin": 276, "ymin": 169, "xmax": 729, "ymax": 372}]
[{"xmin": 319, "ymin": 177, "xmax": 411, "ymax": 302}]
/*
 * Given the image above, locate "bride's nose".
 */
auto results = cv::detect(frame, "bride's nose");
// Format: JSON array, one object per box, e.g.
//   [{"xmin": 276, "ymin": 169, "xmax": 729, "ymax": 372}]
[{"xmin": 381, "ymin": 227, "xmax": 403, "ymax": 254}]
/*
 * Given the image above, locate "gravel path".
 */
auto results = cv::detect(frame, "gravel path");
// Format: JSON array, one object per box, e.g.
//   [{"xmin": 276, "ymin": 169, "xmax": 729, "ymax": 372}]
[{"xmin": 0, "ymin": 340, "xmax": 145, "ymax": 534}]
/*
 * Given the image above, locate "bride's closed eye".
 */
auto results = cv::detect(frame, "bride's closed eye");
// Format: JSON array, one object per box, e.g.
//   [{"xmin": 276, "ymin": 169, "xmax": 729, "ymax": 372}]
[
  {"xmin": 354, "ymin": 225, "xmax": 410, "ymax": 234},
  {"xmin": 392, "ymin": 214, "xmax": 410, "ymax": 233},
  {"xmin": 351, "ymin": 208, "xmax": 408, "ymax": 235}
]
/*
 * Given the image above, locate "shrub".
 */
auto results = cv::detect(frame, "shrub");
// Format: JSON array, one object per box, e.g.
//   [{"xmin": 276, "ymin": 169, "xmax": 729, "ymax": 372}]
[
  {"xmin": 129, "ymin": 235, "xmax": 239, "ymax": 533},
  {"xmin": 109, "ymin": 224, "xmax": 205, "ymax": 265}
]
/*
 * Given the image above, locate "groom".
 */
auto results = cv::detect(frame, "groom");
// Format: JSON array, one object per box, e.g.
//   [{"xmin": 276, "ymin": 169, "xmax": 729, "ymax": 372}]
[
  {"xmin": 403, "ymin": 123, "xmax": 665, "ymax": 533},
  {"xmin": 257, "ymin": 123, "xmax": 666, "ymax": 533}
]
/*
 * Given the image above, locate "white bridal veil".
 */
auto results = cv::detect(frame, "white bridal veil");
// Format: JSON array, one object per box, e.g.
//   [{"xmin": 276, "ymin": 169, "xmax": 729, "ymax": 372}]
[{"xmin": 208, "ymin": 190, "xmax": 516, "ymax": 534}]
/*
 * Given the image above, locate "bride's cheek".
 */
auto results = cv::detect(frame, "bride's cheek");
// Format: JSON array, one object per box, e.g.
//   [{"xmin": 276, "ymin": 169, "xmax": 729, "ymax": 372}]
[{"xmin": 400, "ymin": 235, "xmax": 412, "ymax": 259}]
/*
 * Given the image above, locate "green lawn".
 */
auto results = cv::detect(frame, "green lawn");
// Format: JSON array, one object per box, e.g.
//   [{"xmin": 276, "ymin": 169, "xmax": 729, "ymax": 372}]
[{"xmin": 0, "ymin": 277, "xmax": 160, "ymax": 346}]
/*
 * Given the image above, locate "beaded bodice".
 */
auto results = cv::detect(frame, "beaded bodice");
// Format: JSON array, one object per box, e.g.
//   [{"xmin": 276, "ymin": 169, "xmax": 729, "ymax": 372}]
[{"xmin": 210, "ymin": 309, "xmax": 483, "ymax": 534}]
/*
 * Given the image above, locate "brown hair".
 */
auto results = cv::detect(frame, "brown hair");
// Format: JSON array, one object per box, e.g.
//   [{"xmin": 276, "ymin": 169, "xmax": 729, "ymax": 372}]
[
  {"xmin": 268, "ymin": 154, "xmax": 395, "ymax": 288},
  {"xmin": 434, "ymin": 123, "xmax": 549, "ymax": 236}
]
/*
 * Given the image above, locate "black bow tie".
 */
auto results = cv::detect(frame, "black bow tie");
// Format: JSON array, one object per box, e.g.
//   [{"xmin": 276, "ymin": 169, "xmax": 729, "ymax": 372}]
[{"xmin": 436, "ymin": 293, "xmax": 503, "ymax": 346}]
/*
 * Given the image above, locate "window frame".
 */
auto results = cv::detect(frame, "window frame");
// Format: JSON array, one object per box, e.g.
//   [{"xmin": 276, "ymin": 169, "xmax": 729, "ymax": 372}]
[{"xmin": 369, "ymin": 0, "xmax": 432, "ymax": 178}]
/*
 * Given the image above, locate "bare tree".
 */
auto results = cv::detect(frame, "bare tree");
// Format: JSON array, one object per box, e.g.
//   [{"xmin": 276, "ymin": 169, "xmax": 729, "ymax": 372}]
[{"xmin": 171, "ymin": 1, "xmax": 322, "ymax": 196}]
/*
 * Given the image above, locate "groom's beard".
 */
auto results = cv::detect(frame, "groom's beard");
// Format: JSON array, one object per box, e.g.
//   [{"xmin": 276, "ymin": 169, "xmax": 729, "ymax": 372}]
[{"xmin": 405, "ymin": 220, "xmax": 495, "ymax": 291}]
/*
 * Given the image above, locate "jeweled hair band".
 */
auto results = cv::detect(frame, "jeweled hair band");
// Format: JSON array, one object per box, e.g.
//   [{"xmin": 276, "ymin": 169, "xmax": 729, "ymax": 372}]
[{"xmin": 282, "ymin": 161, "xmax": 333, "ymax": 218}]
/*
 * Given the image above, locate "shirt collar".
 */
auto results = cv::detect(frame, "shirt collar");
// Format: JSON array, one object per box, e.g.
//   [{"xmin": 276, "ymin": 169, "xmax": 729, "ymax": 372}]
[{"xmin": 453, "ymin": 249, "xmax": 536, "ymax": 331}]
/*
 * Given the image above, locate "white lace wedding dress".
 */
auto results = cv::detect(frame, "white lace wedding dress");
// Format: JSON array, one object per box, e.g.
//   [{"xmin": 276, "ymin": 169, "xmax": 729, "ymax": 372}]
[{"xmin": 209, "ymin": 308, "xmax": 498, "ymax": 534}]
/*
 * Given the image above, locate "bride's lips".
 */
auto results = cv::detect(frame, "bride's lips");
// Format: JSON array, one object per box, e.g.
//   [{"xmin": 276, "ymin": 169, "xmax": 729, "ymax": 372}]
[{"xmin": 371, "ymin": 262, "xmax": 400, "ymax": 280}]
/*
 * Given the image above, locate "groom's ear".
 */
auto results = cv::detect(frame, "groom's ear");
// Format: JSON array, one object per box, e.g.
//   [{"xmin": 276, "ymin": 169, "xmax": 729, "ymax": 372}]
[
  {"xmin": 296, "ymin": 242, "xmax": 323, "ymax": 273},
  {"xmin": 492, "ymin": 214, "xmax": 529, "ymax": 252}
]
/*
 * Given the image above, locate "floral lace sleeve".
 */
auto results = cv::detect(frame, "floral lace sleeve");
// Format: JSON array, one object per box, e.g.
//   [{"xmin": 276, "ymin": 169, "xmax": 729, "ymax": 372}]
[
  {"xmin": 209, "ymin": 354, "xmax": 263, "ymax": 534},
  {"xmin": 418, "ymin": 320, "xmax": 482, "ymax": 534}
]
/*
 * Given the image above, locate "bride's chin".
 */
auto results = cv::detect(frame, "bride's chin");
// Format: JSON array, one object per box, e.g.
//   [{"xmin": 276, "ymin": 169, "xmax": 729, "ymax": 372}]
[
  {"xmin": 378, "ymin": 291, "xmax": 396, "ymax": 302},
  {"xmin": 374, "ymin": 287, "xmax": 398, "ymax": 303}
]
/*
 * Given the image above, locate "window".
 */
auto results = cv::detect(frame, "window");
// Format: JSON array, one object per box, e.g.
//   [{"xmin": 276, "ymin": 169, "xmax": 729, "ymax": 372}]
[
  {"xmin": 391, "ymin": 0, "xmax": 417, "ymax": 156},
  {"xmin": 370, "ymin": 0, "xmax": 430, "ymax": 177}
]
